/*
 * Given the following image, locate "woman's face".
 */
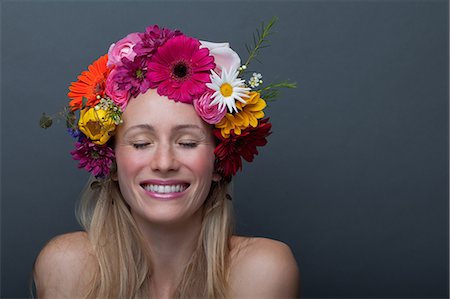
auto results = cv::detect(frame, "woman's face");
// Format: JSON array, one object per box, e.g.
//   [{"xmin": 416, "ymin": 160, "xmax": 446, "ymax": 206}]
[{"xmin": 114, "ymin": 89, "xmax": 219, "ymax": 227}]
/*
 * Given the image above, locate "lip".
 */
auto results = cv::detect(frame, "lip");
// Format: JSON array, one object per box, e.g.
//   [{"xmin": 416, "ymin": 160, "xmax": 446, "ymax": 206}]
[{"xmin": 140, "ymin": 179, "xmax": 190, "ymax": 200}]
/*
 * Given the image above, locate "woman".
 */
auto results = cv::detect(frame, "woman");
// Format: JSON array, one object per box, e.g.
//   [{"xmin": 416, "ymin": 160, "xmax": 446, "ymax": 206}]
[{"xmin": 34, "ymin": 21, "xmax": 299, "ymax": 298}]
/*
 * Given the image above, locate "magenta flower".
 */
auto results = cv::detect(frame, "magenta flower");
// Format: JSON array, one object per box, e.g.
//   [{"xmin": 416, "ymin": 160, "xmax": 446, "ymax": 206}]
[
  {"xmin": 147, "ymin": 35, "xmax": 215, "ymax": 103},
  {"xmin": 70, "ymin": 138, "xmax": 115, "ymax": 178},
  {"xmin": 193, "ymin": 92, "xmax": 226, "ymax": 124},
  {"xmin": 106, "ymin": 68, "xmax": 131, "ymax": 109},
  {"xmin": 107, "ymin": 32, "xmax": 141, "ymax": 68},
  {"xmin": 134, "ymin": 25, "xmax": 182, "ymax": 57},
  {"xmin": 110, "ymin": 56, "xmax": 150, "ymax": 98}
]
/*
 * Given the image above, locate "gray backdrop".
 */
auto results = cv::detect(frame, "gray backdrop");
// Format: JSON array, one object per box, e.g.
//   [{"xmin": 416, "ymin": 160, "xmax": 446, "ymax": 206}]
[{"xmin": 1, "ymin": 0, "xmax": 448, "ymax": 298}]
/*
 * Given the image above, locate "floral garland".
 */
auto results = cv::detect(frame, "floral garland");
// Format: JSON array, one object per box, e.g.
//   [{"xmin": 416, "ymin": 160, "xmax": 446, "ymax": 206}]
[{"xmin": 40, "ymin": 17, "xmax": 295, "ymax": 180}]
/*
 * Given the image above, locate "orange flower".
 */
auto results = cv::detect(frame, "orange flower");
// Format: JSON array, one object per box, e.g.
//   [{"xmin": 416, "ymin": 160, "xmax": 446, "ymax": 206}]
[{"xmin": 68, "ymin": 55, "xmax": 110, "ymax": 111}]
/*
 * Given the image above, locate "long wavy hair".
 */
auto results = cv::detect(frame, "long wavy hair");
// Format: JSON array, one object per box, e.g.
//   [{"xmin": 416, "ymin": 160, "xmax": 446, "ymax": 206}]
[{"xmin": 77, "ymin": 175, "xmax": 234, "ymax": 298}]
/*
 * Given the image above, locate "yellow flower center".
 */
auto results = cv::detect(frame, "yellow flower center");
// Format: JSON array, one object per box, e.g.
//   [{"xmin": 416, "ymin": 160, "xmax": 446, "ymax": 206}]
[
  {"xmin": 220, "ymin": 83, "xmax": 233, "ymax": 97},
  {"xmin": 86, "ymin": 120, "xmax": 101, "ymax": 136}
]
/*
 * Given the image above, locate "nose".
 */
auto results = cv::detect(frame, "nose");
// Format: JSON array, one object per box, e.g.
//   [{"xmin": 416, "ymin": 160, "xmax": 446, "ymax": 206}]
[{"xmin": 150, "ymin": 143, "xmax": 180, "ymax": 173}]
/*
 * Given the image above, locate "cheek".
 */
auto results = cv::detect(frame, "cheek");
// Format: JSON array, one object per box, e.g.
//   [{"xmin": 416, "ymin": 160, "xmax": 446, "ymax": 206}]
[
  {"xmin": 186, "ymin": 149, "xmax": 216, "ymax": 178},
  {"xmin": 114, "ymin": 148, "xmax": 146, "ymax": 208},
  {"xmin": 115, "ymin": 147, "xmax": 146, "ymax": 180}
]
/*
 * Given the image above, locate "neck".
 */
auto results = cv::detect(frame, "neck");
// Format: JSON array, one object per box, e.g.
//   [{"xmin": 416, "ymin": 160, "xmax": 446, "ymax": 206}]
[{"xmin": 131, "ymin": 208, "xmax": 204, "ymax": 297}]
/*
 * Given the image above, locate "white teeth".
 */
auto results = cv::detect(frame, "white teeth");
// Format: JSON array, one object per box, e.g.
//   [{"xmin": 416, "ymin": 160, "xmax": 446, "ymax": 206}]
[{"xmin": 143, "ymin": 184, "xmax": 187, "ymax": 194}]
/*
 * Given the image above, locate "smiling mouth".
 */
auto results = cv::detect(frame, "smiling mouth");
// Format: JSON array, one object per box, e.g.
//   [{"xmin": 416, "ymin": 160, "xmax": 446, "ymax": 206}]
[{"xmin": 141, "ymin": 184, "xmax": 189, "ymax": 194}]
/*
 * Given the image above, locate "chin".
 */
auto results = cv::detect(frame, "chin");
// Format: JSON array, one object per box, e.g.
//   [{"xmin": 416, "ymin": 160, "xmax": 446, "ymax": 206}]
[{"xmin": 131, "ymin": 203, "xmax": 203, "ymax": 227}]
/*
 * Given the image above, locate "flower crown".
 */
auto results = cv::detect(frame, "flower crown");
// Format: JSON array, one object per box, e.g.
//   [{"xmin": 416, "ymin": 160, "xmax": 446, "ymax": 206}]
[{"xmin": 40, "ymin": 17, "xmax": 295, "ymax": 180}]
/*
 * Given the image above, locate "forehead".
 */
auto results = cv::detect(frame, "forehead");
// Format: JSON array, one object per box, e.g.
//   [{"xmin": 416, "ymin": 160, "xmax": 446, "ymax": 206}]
[{"xmin": 121, "ymin": 89, "xmax": 206, "ymax": 130}]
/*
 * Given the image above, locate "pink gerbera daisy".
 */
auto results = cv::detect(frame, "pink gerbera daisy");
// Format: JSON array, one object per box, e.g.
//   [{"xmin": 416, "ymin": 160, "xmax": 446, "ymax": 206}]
[{"xmin": 147, "ymin": 35, "xmax": 215, "ymax": 103}]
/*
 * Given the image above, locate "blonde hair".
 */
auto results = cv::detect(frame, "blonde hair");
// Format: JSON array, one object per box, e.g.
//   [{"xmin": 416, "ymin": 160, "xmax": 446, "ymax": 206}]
[{"xmin": 77, "ymin": 177, "xmax": 234, "ymax": 298}]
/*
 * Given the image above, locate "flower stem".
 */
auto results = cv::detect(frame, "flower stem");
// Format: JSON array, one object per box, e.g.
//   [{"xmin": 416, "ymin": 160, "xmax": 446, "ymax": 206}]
[{"xmin": 241, "ymin": 16, "xmax": 278, "ymax": 73}]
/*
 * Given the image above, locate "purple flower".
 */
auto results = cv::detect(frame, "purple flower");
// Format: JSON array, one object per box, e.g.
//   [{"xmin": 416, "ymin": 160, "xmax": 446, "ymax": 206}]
[
  {"xmin": 134, "ymin": 25, "xmax": 183, "ymax": 57},
  {"xmin": 67, "ymin": 128, "xmax": 81, "ymax": 139},
  {"xmin": 104, "ymin": 25, "xmax": 183, "ymax": 105},
  {"xmin": 111, "ymin": 56, "xmax": 150, "ymax": 98},
  {"xmin": 70, "ymin": 138, "xmax": 115, "ymax": 178}
]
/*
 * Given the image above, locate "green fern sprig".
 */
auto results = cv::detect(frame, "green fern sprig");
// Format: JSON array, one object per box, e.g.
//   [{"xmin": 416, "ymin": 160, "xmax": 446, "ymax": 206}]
[
  {"xmin": 240, "ymin": 16, "xmax": 278, "ymax": 75},
  {"xmin": 258, "ymin": 81, "xmax": 297, "ymax": 102}
]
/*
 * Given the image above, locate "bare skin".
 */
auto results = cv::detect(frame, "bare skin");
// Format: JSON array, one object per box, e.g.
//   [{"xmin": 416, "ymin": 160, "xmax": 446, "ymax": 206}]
[
  {"xmin": 34, "ymin": 91, "xmax": 300, "ymax": 298},
  {"xmin": 34, "ymin": 232, "xmax": 300, "ymax": 298}
]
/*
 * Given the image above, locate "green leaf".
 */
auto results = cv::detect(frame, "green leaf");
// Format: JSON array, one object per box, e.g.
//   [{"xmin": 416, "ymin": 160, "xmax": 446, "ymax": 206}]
[
  {"xmin": 65, "ymin": 109, "xmax": 77, "ymax": 129},
  {"xmin": 39, "ymin": 113, "xmax": 53, "ymax": 129},
  {"xmin": 82, "ymin": 97, "xmax": 88, "ymax": 109}
]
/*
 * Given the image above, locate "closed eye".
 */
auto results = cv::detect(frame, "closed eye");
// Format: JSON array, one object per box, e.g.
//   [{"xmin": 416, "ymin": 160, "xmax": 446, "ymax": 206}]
[
  {"xmin": 179, "ymin": 142, "xmax": 198, "ymax": 148},
  {"xmin": 133, "ymin": 143, "xmax": 150, "ymax": 149}
]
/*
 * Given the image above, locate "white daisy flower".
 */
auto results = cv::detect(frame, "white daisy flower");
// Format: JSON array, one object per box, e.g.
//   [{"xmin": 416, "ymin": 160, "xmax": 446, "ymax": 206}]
[{"xmin": 206, "ymin": 67, "xmax": 250, "ymax": 113}]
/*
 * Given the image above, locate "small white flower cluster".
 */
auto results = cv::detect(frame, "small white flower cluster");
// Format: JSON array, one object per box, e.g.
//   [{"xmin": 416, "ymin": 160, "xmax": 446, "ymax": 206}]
[
  {"xmin": 248, "ymin": 73, "xmax": 263, "ymax": 88},
  {"xmin": 94, "ymin": 95, "xmax": 123, "ymax": 125}
]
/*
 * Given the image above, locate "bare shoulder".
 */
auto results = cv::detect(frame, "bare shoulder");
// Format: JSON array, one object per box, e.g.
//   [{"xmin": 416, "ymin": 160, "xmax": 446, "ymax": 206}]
[
  {"xmin": 34, "ymin": 231, "xmax": 97, "ymax": 298},
  {"xmin": 229, "ymin": 236, "xmax": 300, "ymax": 298}
]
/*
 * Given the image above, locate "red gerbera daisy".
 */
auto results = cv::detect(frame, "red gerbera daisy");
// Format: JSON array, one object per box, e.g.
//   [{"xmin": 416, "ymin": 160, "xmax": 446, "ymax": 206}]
[
  {"xmin": 147, "ymin": 35, "xmax": 215, "ymax": 103},
  {"xmin": 68, "ymin": 55, "xmax": 111, "ymax": 111},
  {"xmin": 214, "ymin": 118, "xmax": 272, "ymax": 178}
]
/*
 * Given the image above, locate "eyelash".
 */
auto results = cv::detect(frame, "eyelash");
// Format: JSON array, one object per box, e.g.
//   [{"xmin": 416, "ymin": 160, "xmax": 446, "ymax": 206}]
[
  {"xmin": 133, "ymin": 143, "xmax": 150, "ymax": 149},
  {"xmin": 179, "ymin": 142, "xmax": 198, "ymax": 148},
  {"xmin": 132, "ymin": 142, "xmax": 197, "ymax": 149}
]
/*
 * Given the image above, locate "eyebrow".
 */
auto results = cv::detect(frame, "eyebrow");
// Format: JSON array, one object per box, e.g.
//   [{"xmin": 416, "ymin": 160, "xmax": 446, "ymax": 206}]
[{"xmin": 124, "ymin": 124, "xmax": 206, "ymax": 135}]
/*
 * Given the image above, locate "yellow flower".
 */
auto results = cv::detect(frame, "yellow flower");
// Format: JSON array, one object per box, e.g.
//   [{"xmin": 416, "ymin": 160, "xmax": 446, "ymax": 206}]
[
  {"xmin": 215, "ymin": 91, "xmax": 266, "ymax": 138},
  {"xmin": 78, "ymin": 107, "xmax": 116, "ymax": 145}
]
